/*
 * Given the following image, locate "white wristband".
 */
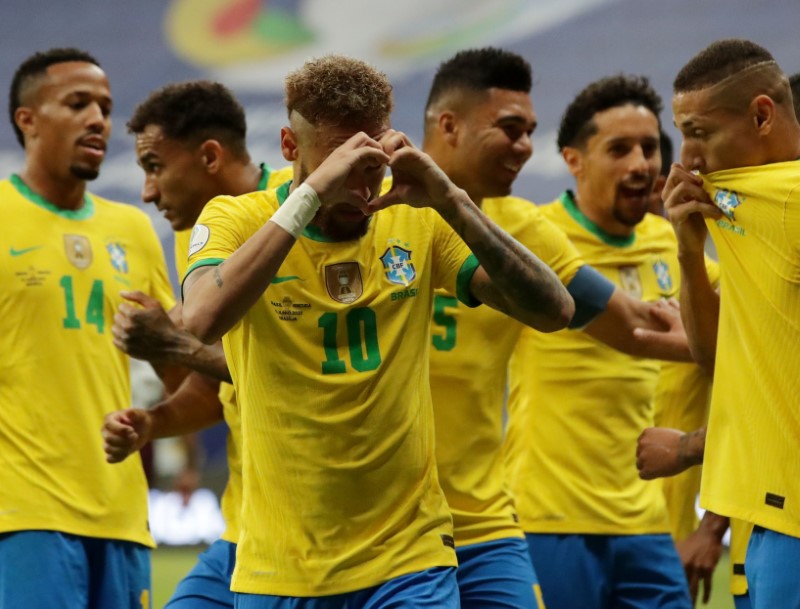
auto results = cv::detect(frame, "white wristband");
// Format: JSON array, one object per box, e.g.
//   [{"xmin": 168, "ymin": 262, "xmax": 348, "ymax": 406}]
[{"xmin": 268, "ymin": 183, "xmax": 322, "ymax": 238}]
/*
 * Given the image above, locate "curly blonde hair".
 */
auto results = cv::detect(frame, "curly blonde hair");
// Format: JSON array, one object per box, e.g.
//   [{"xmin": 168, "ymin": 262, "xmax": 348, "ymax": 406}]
[{"xmin": 285, "ymin": 55, "xmax": 393, "ymax": 127}]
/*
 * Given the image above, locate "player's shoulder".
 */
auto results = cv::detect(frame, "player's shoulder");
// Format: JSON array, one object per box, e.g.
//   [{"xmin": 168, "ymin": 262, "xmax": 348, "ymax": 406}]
[
  {"xmin": 204, "ymin": 187, "xmax": 280, "ymax": 222},
  {"xmin": 636, "ymin": 212, "xmax": 676, "ymax": 242},
  {"xmin": 483, "ymin": 195, "xmax": 543, "ymax": 221},
  {"xmin": 89, "ymin": 192, "xmax": 154, "ymax": 227}
]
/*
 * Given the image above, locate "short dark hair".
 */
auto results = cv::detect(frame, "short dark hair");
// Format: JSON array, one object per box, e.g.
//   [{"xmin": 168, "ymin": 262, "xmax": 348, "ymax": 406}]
[
  {"xmin": 673, "ymin": 39, "xmax": 775, "ymax": 93},
  {"xmin": 425, "ymin": 47, "xmax": 532, "ymax": 112},
  {"xmin": 789, "ymin": 72, "xmax": 800, "ymax": 120},
  {"xmin": 659, "ymin": 130, "xmax": 673, "ymax": 176},
  {"xmin": 127, "ymin": 80, "xmax": 248, "ymax": 156},
  {"xmin": 9, "ymin": 47, "xmax": 100, "ymax": 147},
  {"xmin": 557, "ymin": 75, "xmax": 662, "ymax": 150}
]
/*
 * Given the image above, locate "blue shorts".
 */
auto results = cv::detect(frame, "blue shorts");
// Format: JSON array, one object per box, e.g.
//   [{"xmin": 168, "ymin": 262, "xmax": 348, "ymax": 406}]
[
  {"xmin": 167, "ymin": 539, "xmax": 237, "ymax": 608},
  {"xmin": 746, "ymin": 526, "xmax": 800, "ymax": 609},
  {"xmin": 525, "ymin": 533, "xmax": 692, "ymax": 609},
  {"xmin": 234, "ymin": 567, "xmax": 459, "ymax": 609},
  {"xmin": 456, "ymin": 537, "xmax": 543, "ymax": 608},
  {"xmin": 734, "ymin": 593, "xmax": 752, "ymax": 609},
  {"xmin": 0, "ymin": 530, "xmax": 151, "ymax": 609}
]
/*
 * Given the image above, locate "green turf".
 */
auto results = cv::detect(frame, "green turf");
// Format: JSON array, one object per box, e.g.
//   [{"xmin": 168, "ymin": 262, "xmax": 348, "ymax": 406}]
[
  {"xmin": 151, "ymin": 546, "xmax": 736, "ymax": 608},
  {"xmin": 152, "ymin": 545, "xmax": 205, "ymax": 609}
]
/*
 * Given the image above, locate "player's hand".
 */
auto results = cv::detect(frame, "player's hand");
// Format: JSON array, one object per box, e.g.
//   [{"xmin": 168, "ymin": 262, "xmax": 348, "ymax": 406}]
[
  {"xmin": 632, "ymin": 299, "xmax": 692, "ymax": 362},
  {"xmin": 662, "ymin": 164, "xmax": 721, "ymax": 256},
  {"xmin": 636, "ymin": 427, "xmax": 689, "ymax": 479},
  {"xmin": 677, "ymin": 515, "xmax": 727, "ymax": 605},
  {"xmin": 303, "ymin": 131, "xmax": 390, "ymax": 214},
  {"xmin": 102, "ymin": 408, "xmax": 153, "ymax": 463},
  {"xmin": 113, "ymin": 291, "xmax": 181, "ymax": 362},
  {"xmin": 368, "ymin": 130, "xmax": 461, "ymax": 214}
]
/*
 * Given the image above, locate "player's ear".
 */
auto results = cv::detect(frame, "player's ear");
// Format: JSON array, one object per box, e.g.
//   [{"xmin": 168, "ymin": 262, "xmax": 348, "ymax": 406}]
[
  {"xmin": 751, "ymin": 94, "xmax": 775, "ymax": 134},
  {"xmin": 562, "ymin": 146, "xmax": 583, "ymax": 178},
  {"xmin": 439, "ymin": 111, "xmax": 459, "ymax": 146},
  {"xmin": 199, "ymin": 140, "xmax": 223, "ymax": 174},
  {"xmin": 14, "ymin": 106, "xmax": 36, "ymax": 142},
  {"xmin": 281, "ymin": 126, "xmax": 299, "ymax": 162}
]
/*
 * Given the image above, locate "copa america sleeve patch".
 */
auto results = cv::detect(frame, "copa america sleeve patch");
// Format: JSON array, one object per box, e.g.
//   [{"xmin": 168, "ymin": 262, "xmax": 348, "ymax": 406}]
[{"xmin": 188, "ymin": 224, "xmax": 210, "ymax": 256}]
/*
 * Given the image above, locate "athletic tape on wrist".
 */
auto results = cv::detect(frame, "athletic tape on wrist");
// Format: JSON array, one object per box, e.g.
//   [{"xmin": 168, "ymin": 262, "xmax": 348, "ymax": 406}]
[{"xmin": 268, "ymin": 183, "xmax": 321, "ymax": 238}]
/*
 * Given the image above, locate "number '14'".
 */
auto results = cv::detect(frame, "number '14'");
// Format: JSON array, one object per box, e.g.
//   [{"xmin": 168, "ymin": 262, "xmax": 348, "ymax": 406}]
[{"xmin": 59, "ymin": 275, "xmax": 105, "ymax": 333}]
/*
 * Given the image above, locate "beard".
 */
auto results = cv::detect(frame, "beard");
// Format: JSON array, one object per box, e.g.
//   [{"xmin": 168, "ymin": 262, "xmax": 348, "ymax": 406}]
[
  {"xmin": 70, "ymin": 163, "xmax": 100, "ymax": 181},
  {"xmin": 315, "ymin": 205, "xmax": 370, "ymax": 241},
  {"xmin": 612, "ymin": 204, "xmax": 648, "ymax": 227}
]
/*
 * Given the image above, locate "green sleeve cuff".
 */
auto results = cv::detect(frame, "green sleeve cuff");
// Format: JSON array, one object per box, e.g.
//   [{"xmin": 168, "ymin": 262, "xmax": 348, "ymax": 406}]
[
  {"xmin": 181, "ymin": 258, "xmax": 225, "ymax": 301},
  {"xmin": 455, "ymin": 253, "xmax": 481, "ymax": 308}
]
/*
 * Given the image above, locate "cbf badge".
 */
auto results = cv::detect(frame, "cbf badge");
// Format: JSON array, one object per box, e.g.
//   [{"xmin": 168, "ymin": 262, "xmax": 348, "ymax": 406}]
[
  {"xmin": 380, "ymin": 243, "xmax": 416, "ymax": 286},
  {"xmin": 652, "ymin": 259, "xmax": 672, "ymax": 293},
  {"xmin": 106, "ymin": 242, "xmax": 128, "ymax": 274},
  {"xmin": 64, "ymin": 234, "xmax": 92, "ymax": 269},
  {"xmin": 325, "ymin": 262, "xmax": 363, "ymax": 304},
  {"xmin": 618, "ymin": 265, "xmax": 642, "ymax": 299},
  {"xmin": 714, "ymin": 189, "xmax": 743, "ymax": 221}
]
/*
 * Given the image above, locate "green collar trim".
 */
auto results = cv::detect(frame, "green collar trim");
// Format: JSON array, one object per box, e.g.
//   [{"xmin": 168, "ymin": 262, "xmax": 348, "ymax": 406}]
[
  {"xmin": 257, "ymin": 163, "xmax": 269, "ymax": 190},
  {"xmin": 10, "ymin": 174, "xmax": 94, "ymax": 220},
  {"xmin": 276, "ymin": 180, "xmax": 371, "ymax": 243},
  {"xmin": 560, "ymin": 190, "xmax": 635, "ymax": 248}
]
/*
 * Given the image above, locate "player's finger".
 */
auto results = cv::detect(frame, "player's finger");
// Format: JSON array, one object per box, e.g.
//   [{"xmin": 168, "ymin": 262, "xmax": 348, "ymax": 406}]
[
  {"xmin": 701, "ymin": 571, "xmax": 713, "ymax": 604},
  {"xmin": 120, "ymin": 290, "xmax": 160, "ymax": 309}
]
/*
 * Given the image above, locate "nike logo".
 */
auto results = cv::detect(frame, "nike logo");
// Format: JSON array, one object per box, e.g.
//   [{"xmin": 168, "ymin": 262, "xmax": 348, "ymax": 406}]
[
  {"xmin": 10, "ymin": 246, "xmax": 42, "ymax": 257},
  {"xmin": 270, "ymin": 275, "xmax": 303, "ymax": 284}
]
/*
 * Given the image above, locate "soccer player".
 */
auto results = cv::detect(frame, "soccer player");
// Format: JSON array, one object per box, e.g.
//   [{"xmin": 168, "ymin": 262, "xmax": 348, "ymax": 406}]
[
  {"xmin": 103, "ymin": 80, "xmax": 292, "ymax": 609},
  {"xmin": 663, "ymin": 40, "xmax": 800, "ymax": 609},
  {"xmin": 0, "ymin": 48, "xmax": 174, "ymax": 608},
  {"xmin": 421, "ymin": 47, "xmax": 692, "ymax": 609},
  {"xmin": 182, "ymin": 54, "xmax": 573, "ymax": 607},
  {"xmin": 503, "ymin": 74, "xmax": 696, "ymax": 609}
]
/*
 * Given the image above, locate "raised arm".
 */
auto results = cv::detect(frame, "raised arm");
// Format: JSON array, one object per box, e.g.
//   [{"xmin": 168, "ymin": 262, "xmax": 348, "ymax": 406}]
[
  {"xmin": 662, "ymin": 164, "xmax": 722, "ymax": 373},
  {"xmin": 183, "ymin": 132, "xmax": 391, "ymax": 343},
  {"xmin": 370, "ymin": 132, "xmax": 573, "ymax": 332}
]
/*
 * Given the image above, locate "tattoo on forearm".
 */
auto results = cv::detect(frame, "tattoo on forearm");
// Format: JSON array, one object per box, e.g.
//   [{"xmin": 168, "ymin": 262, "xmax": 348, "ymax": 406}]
[
  {"xmin": 678, "ymin": 428, "xmax": 705, "ymax": 467},
  {"xmin": 449, "ymin": 199, "xmax": 566, "ymax": 318},
  {"xmin": 214, "ymin": 265, "xmax": 224, "ymax": 288}
]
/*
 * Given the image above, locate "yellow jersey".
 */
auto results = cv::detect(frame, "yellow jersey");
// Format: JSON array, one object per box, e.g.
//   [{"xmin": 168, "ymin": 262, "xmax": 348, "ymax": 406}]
[
  {"xmin": 186, "ymin": 181, "xmax": 478, "ymax": 596},
  {"xmin": 429, "ymin": 196, "xmax": 588, "ymax": 547},
  {"xmin": 654, "ymin": 256, "xmax": 720, "ymax": 542},
  {"xmin": 174, "ymin": 163, "xmax": 292, "ymax": 544},
  {"xmin": 700, "ymin": 161, "xmax": 800, "ymax": 538},
  {"xmin": 505, "ymin": 191, "xmax": 679, "ymax": 535},
  {"xmin": 0, "ymin": 175, "xmax": 173, "ymax": 546}
]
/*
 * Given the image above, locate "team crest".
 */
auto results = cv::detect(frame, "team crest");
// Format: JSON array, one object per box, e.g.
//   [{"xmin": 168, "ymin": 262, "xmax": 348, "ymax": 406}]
[
  {"xmin": 64, "ymin": 234, "xmax": 92, "ymax": 269},
  {"xmin": 714, "ymin": 189, "xmax": 743, "ymax": 221},
  {"xmin": 652, "ymin": 259, "xmax": 672, "ymax": 292},
  {"xmin": 106, "ymin": 242, "xmax": 128, "ymax": 274},
  {"xmin": 618, "ymin": 265, "xmax": 642, "ymax": 299},
  {"xmin": 325, "ymin": 262, "xmax": 363, "ymax": 304},
  {"xmin": 380, "ymin": 244, "xmax": 416, "ymax": 286}
]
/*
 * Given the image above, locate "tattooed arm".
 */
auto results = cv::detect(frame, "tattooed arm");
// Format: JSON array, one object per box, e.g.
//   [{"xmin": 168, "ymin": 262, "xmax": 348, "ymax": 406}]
[
  {"xmin": 438, "ymin": 195, "xmax": 573, "ymax": 331},
  {"xmin": 370, "ymin": 130, "xmax": 573, "ymax": 332},
  {"xmin": 636, "ymin": 426, "xmax": 706, "ymax": 480}
]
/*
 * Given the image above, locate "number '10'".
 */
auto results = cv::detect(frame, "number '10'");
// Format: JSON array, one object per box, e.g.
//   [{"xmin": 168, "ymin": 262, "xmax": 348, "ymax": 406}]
[{"xmin": 318, "ymin": 308, "xmax": 382, "ymax": 374}]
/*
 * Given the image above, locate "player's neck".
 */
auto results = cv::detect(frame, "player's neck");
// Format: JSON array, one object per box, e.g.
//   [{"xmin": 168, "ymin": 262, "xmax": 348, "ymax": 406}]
[
  {"xmin": 226, "ymin": 162, "xmax": 263, "ymax": 197},
  {"xmin": 18, "ymin": 164, "xmax": 87, "ymax": 211}
]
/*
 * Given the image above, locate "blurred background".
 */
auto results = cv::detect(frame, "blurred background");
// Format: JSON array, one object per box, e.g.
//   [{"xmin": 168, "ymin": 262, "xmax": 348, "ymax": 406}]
[{"xmin": 2, "ymin": 1, "xmax": 795, "ymax": 605}]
